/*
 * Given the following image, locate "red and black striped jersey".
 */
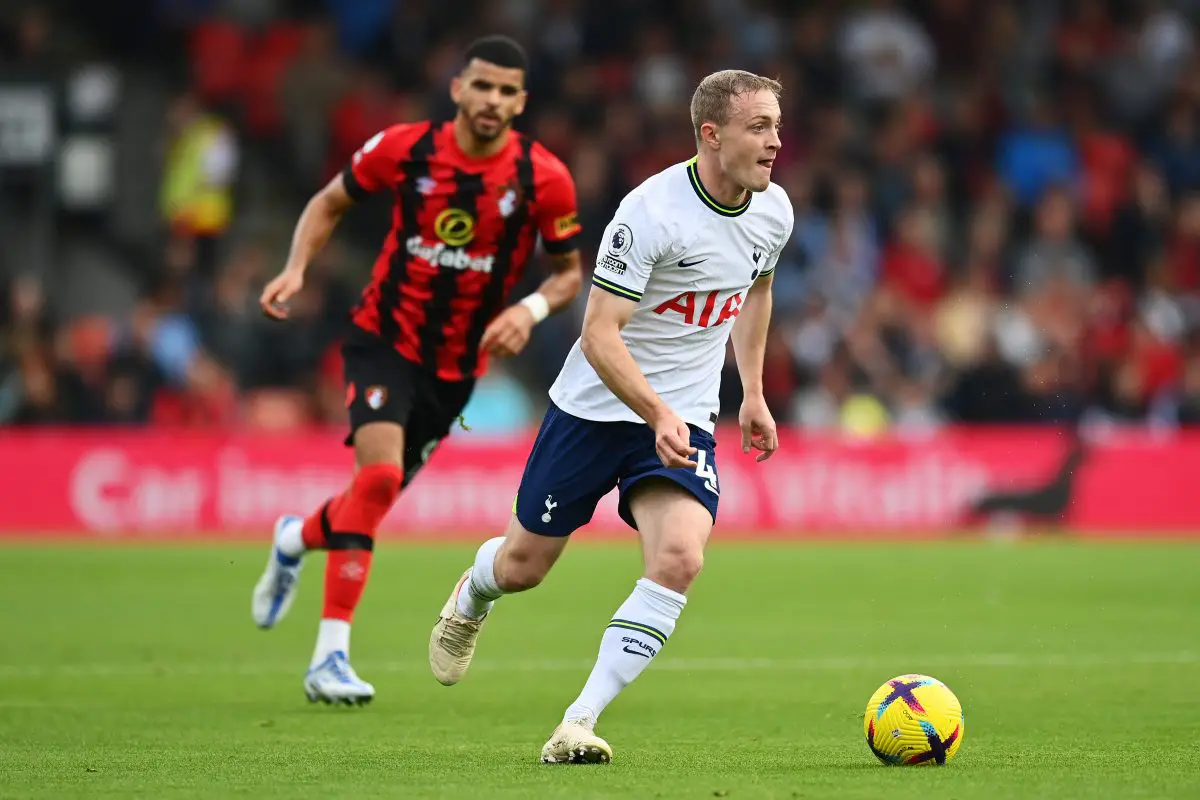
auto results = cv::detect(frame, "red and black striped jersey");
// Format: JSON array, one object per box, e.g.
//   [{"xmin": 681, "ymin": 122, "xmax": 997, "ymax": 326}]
[{"xmin": 341, "ymin": 120, "xmax": 581, "ymax": 381}]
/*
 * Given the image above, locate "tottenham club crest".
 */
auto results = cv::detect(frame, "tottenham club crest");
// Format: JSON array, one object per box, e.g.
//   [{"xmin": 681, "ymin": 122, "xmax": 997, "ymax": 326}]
[
  {"xmin": 608, "ymin": 223, "xmax": 634, "ymax": 257},
  {"xmin": 365, "ymin": 385, "xmax": 388, "ymax": 410}
]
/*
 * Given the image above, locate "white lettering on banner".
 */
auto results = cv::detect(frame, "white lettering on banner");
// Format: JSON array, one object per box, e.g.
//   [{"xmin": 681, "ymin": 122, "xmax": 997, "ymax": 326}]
[
  {"xmin": 70, "ymin": 449, "xmax": 205, "ymax": 532},
  {"xmin": 770, "ymin": 455, "xmax": 991, "ymax": 526},
  {"xmin": 70, "ymin": 450, "xmax": 124, "ymax": 531},
  {"xmin": 0, "ymin": 427, "xmax": 1190, "ymax": 537},
  {"xmin": 397, "ymin": 469, "xmax": 522, "ymax": 529},
  {"xmin": 217, "ymin": 450, "xmax": 345, "ymax": 527}
]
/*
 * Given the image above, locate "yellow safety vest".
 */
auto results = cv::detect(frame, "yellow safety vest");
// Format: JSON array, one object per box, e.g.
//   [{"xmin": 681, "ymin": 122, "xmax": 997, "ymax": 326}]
[{"xmin": 160, "ymin": 116, "xmax": 233, "ymax": 235}]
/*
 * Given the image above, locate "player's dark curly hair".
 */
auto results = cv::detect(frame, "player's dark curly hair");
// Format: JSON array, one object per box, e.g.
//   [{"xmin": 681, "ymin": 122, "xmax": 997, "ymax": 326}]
[{"xmin": 463, "ymin": 35, "xmax": 528, "ymax": 72}]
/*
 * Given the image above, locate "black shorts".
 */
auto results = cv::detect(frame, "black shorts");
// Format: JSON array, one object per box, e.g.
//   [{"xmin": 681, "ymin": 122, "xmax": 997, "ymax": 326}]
[{"xmin": 341, "ymin": 332, "xmax": 474, "ymax": 487}]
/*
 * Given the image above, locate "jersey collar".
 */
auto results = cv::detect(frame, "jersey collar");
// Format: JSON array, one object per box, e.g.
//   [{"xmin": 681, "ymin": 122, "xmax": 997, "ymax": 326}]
[
  {"xmin": 686, "ymin": 157, "xmax": 751, "ymax": 218},
  {"xmin": 443, "ymin": 120, "xmax": 519, "ymax": 167}
]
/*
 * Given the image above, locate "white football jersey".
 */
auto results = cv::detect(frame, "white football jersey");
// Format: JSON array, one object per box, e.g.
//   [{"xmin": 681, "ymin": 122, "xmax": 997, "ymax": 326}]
[{"xmin": 549, "ymin": 158, "xmax": 794, "ymax": 433}]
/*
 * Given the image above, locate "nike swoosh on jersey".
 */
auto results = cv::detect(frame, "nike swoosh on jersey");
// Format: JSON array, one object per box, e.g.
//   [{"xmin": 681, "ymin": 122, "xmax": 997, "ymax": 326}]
[{"xmin": 678, "ymin": 257, "xmax": 707, "ymax": 268}]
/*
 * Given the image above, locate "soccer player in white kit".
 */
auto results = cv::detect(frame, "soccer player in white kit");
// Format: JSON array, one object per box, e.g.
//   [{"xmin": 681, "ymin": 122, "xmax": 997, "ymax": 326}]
[{"xmin": 428, "ymin": 70, "xmax": 794, "ymax": 763}]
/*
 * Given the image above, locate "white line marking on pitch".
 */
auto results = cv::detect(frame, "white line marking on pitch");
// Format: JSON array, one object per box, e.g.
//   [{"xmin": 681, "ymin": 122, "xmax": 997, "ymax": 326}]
[{"xmin": 0, "ymin": 652, "xmax": 1195, "ymax": 679}]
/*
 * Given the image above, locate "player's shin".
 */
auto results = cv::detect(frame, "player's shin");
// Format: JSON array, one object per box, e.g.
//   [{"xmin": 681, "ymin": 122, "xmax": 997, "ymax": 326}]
[
  {"xmin": 457, "ymin": 536, "xmax": 505, "ymax": 619},
  {"xmin": 562, "ymin": 578, "xmax": 686, "ymax": 724},
  {"xmin": 311, "ymin": 463, "xmax": 403, "ymax": 665}
]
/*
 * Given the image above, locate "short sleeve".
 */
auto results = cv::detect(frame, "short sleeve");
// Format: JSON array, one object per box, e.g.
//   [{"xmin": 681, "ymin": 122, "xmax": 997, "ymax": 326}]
[
  {"xmin": 757, "ymin": 198, "xmax": 795, "ymax": 279},
  {"xmin": 341, "ymin": 128, "xmax": 397, "ymax": 201},
  {"xmin": 533, "ymin": 159, "xmax": 582, "ymax": 255},
  {"xmin": 591, "ymin": 195, "xmax": 665, "ymax": 303}
]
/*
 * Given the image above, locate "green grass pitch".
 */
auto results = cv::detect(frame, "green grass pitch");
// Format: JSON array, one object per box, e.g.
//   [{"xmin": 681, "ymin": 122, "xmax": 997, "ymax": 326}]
[{"xmin": 1, "ymin": 538, "xmax": 1198, "ymax": 799}]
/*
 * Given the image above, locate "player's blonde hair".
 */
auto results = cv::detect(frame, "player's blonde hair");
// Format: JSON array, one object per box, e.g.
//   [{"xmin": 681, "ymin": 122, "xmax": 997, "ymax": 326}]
[{"xmin": 690, "ymin": 70, "xmax": 783, "ymax": 142}]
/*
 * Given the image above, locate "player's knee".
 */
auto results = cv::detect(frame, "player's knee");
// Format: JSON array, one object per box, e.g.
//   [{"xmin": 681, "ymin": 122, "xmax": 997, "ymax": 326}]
[
  {"xmin": 495, "ymin": 550, "xmax": 549, "ymax": 592},
  {"xmin": 494, "ymin": 540, "xmax": 554, "ymax": 593},
  {"xmin": 353, "ymin": 421, "xmax": 405, "ymax": 466},
  {"xmin": 647, "ymin": 544, "xmax": 704, "ymax": 592}
]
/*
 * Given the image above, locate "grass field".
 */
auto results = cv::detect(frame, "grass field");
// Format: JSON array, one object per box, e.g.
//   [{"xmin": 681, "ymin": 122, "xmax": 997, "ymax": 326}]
[{"xmin": 1, "ymin": 538, "xmax": 1198, "ymax": 799}]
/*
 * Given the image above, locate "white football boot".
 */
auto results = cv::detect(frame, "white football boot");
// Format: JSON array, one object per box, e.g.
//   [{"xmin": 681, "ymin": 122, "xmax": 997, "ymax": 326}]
[
  {"xmin": 540, "ymin": 717, "xmax": 613, "ymax": 764},
  {"xmin": 251, "ymin": 515, "xmax": 304, "ymax": 629},
  {"xmin": 428, "ymin": 569, "xmax": 488, "ymax": 685},
  {"xmin": 303, "ymin": 650, "xmax": 375, "ymax": 706}
]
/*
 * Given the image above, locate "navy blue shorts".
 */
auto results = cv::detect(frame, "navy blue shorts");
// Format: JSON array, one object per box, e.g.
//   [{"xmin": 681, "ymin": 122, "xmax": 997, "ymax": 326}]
[{"xmin": 514, "ymin": 402, "xmax": 720, "ymax": 537}]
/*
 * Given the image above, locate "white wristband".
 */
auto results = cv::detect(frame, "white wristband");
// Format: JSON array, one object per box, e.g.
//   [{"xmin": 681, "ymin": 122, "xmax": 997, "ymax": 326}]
[{"xmin": 519, "ymin": 292, "xmax": 551, "ymax": 323}]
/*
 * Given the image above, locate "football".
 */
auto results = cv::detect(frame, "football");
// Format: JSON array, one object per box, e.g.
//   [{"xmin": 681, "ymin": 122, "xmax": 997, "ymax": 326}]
[{"xmin": 864, "ymin": 674, "xmax": 964, "ymax": 766}]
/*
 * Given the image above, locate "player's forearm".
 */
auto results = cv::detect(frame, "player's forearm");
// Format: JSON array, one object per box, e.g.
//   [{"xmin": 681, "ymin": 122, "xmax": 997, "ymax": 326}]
[
  {"xmin": 284, "ymin": 191, "xmax": 348, "ymax": 275},
  {"xmin": 731, "ymin": 279, "xmax": 772, "ymax": 397},
  {"xmin": 580, "ymin": 325, "xmax": 672, "ymax": 426},
  {"xmin": 533, "ymin": 252, "xmax": 583, "ymax": 313}
]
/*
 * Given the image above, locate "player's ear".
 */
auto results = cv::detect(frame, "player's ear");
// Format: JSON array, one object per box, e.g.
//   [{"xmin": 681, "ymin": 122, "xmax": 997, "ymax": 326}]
[
  {"xmin": 450, "ymin": 75, "xmax": 463, "ymax": 104},
  {"xmin": 700, "ymin": 122, "xmax": 721, "ymax": 150},
  {"xmin": 514, "ymin": 89, "xmax": 528, "ymax": 116}
]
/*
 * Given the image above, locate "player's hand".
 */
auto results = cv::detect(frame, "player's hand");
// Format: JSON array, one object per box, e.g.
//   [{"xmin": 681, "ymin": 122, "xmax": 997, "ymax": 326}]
[
  {"xmin": 259, "ymin": 269, "xmax": 305, "ymax": 320},
  {"xmin": 739, "ymin": 393, "xmax": 778, "ymax": 462},
  {"xmin": 654, "ymin": 412, "xmax": 698, "ymax": 470},
  {"xmin": 480, "ymin": 304, "xmax": 535, "ymax": 358}
]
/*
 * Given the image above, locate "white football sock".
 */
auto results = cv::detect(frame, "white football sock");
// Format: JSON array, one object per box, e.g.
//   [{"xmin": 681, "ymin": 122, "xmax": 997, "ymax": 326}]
[
  {"xmin": 276, "ymin": 516, "xmax": 306, "ymax": 558},
  {"xmin": 457, "ymin": 536, "xmax": 506, "ymax": 619},
  {"xmin": 311, "ymin": 619, "xmax": 351, "ymax": 668},
  {"xmin": 563, "ymin": 578, "xmax": 686, "ymax": 724}
]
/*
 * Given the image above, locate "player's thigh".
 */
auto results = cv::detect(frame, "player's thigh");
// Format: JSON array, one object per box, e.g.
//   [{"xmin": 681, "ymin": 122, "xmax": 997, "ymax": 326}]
[
  {"xmin": 625, "ymin": 478, "xmax": 714, "ymax": 591},
  {"xmin": 398, "ymin": 376, "xmax": 474, "ymax": 488},
  {"xmin": 342, "ymin": 338, "xmax": 419, "ymax": 468},
  {"xmin": 512, "ymin": 403, "xmax": 621, "ymax": 539},
  {"xmin": 618, "ymin": 426, "xmax": 719, "ymax": 591}
]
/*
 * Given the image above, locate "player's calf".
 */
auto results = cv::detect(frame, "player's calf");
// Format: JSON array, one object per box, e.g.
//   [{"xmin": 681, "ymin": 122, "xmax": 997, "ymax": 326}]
[{"xmin": 430, "ymin": 519, "xmax": 568, "ymax": 685}]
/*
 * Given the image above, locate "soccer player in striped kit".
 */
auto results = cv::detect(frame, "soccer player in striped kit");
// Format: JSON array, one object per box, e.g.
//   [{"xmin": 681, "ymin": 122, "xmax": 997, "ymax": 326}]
[{"xmin": 250, "ymin": 36, "xmax": 583, "ymax": 705}]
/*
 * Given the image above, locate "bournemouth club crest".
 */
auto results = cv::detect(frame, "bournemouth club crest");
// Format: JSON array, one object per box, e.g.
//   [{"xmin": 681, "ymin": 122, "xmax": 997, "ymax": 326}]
[{"xmin": 365, "ymin": 385, "xmax": 387, "ymax": 410}]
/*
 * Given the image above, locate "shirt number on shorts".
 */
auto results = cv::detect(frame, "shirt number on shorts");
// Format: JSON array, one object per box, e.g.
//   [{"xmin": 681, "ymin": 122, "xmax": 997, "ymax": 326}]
[{"xmin": 695, "ymin": 450, "xmax": 718, "ymax": 495}]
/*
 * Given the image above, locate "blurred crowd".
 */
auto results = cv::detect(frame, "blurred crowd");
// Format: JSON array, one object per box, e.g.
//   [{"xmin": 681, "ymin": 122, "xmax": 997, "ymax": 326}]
[{"xmin": 5, "ymin": 0, "xmax": 1200, "ymax": 433}]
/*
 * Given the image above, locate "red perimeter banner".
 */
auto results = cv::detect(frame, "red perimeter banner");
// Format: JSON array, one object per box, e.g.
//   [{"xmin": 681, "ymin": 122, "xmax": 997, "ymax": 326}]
[{"xmin": 0, "ymin": 427, "xmax": 1194, "ymax": 538}]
